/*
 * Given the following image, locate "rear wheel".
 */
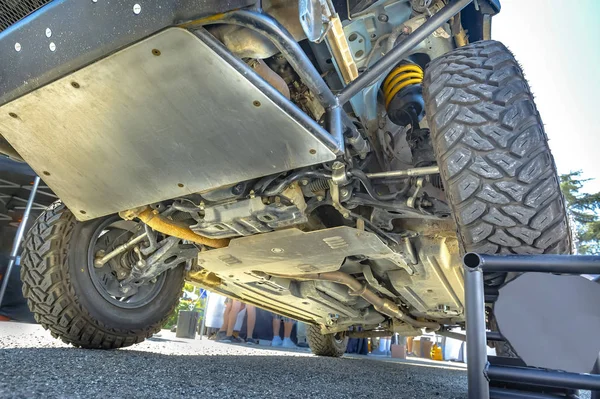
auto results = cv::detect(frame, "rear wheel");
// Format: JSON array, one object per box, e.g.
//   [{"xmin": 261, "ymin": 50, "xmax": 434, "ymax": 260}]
[
  {"xmin": 423, "ymin": 41, "xmax": 572, "ymax": 355},
  {"xmin": 307, "ymin": 325, "xmax": 349, "ymax": 357},
  {"xmin": 20, "ymin": 201, "xmax": 185, "ymax": 349}
]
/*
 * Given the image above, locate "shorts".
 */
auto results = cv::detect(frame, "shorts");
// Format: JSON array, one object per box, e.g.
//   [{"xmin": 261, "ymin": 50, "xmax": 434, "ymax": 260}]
[{"xmin": 273, "ymin": 314, "xmax": 296, "ymax": 323}]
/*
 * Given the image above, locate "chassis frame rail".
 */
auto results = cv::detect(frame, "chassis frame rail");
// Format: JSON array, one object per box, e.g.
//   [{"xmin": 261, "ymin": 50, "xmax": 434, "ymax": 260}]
[{"xmin": 464, "ymin": 253, "xmax": 600, "ymax": 399}]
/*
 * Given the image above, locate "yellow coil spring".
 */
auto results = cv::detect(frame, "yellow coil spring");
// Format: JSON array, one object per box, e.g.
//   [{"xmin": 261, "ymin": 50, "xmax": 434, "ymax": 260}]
[{"xmin": 382, "ymin": 64, "xmax": 424, "ymax": 108}]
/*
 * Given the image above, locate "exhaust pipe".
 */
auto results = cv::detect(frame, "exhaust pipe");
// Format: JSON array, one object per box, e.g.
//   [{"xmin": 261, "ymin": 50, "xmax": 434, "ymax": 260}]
[
  {"xmin": 121, "ymin": 207, "xmax": 230, "ymax": 248},
  {"xmin": 274, "ymin": 271, "xmax": 440, "ymax": 331}
]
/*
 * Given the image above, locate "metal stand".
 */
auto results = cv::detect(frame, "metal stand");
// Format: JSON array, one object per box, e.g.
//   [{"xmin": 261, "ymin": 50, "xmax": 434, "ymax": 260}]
[
  {"xmin": 464, "ymin": 253, "xmax": 600, "ymax": 399},
  {"xmin": 0, "ymin": 176, "xmax": 40, "ymax": 308}
]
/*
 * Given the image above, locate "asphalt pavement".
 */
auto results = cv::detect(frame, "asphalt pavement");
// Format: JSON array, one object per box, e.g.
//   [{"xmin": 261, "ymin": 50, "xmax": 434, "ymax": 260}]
[{"xmin": 0, "ymin": 322, "xmax": 470, "ymax": 398}]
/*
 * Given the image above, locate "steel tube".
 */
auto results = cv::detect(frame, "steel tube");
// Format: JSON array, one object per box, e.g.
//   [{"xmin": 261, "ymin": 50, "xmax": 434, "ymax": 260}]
[
  {"xmin": 94, "ymin": 232, "xmax": 148, "ymax": 267},
  {"xmin": 487, "ymin": 365, "xmax": 600, "ymax": 391},
  {"xmin": 337, "ymin": 0, "xmax": 473, "ymax": 104},
  {"xmin": 465, "ymin": 263, "xmax": 490, "ymax": 399},
  {"xmin": 464, "ymin": 253, "xmax": 600, "ymax": 274},
  {"xmin": 0, "ymin": 176, "xmax": 40, "ymax": 308},
  {"xmin": 327, "ymin": 106, "xmax": 345, "ymax": 150},
  {"xmin": 365, "ymin": 166, "xmax": 440, "ymax": 179},
  {"xmin": 489, "ymin": 388, "xmax": 566, "ymax": 399},
  {"xmin": 198, "ymin": 10, "xmax": 338, "ymax": 109}
]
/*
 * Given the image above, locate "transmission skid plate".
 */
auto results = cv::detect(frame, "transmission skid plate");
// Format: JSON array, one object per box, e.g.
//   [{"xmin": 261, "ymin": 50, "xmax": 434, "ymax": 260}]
[
  {"xmin": 196, "ymin": 226, "xmax": 407, "ymax": 280},
  {"xmin": 0, "ymin": 28, "xmax": 337, "ymax": 220}
]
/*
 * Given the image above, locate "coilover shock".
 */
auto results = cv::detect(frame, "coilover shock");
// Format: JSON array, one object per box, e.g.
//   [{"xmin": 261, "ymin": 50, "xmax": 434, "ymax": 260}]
[{"xmin": 382, "ymin": 63, "xmax": 425, "ymax": 127}]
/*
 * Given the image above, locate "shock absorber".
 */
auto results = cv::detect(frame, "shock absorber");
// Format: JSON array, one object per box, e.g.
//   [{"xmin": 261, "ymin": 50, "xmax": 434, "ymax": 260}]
[{"xmin": 383, "ymin": 63, "xmax": 425, "ymax": 127}]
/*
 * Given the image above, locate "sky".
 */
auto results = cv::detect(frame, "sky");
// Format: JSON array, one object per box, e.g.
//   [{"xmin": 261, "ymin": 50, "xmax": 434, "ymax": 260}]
[{"xmin": 492, "ymin": 0, "xmax": 600, "ymax": 193}]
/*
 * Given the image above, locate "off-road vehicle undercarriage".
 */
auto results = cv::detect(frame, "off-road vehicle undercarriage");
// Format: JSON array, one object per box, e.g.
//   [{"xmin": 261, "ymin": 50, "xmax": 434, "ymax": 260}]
[{"xmin": 0, "ymin": 0, "xmax": 570, "ymax": 355}]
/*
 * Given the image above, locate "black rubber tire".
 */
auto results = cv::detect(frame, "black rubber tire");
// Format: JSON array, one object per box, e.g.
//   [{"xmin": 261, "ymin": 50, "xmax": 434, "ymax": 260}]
[
  {"xmin": 20, "ymin": 201, "xmax": 185, "ymax": 349},
  {"xmin": 423, "ymin": 40, "xmax": 572, "ymax": 257},
  {"xmin": 306, "ymin": 324, "xmax": 349, "ymax": 357}
]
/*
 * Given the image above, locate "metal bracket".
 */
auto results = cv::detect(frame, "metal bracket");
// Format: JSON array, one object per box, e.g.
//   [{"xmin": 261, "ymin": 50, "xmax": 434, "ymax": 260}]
[{"xmin": 121, "ymin": 236, "xmax": 199, "ymax": 293}]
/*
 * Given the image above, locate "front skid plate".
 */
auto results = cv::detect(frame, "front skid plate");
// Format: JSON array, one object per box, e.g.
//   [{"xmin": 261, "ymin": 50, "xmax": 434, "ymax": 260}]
[
  {"xmin": 0, "ymin": 28, "xmax": 337, "ymax": 220},
  {"xmin": 197, "ymin": 226, "xmax": 407, "ymax": 278}
]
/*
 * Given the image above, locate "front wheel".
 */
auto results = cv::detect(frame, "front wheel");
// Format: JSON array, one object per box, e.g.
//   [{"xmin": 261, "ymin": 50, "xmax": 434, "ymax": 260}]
[
  {"xmin": 306, "ymin": 325, "xmax": 349, "ymax": 357},
  {"xmin": 423, "ymin": 40, "xmax": 572, "ymax": 356},
  {"xmin": 20, "ymin": 202, "xmax": 185, "ymax": 349}
]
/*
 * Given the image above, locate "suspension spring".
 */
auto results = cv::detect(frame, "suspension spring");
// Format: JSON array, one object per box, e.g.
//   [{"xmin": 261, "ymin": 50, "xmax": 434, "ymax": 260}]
[
  {"xmin": 383, "ymin": 63, "xmax": 423, "ymax": 107},
  {"xmin": 383, "ymin": 63, "xmax": 425, "ymax": 126},
  {"xmin": 308, "ymin": 179, "xmax": 329, "ymax": 192}
]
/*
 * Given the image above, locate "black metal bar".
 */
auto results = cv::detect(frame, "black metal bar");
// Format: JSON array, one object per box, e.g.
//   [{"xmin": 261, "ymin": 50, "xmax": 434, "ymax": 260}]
[
  {"xmin": 489, "ymin": 388, "xmax": 566, "ymax": 399},
  {"xmin": 464, "ymin": 253, "xmax": 600, "ymax": 274},
  {"xmin": 486, "ymin": 331, "xmax": 504, "ymax": 341},
  {"xmin": 0, "ymin": 176, "xmax": 40, "ymax": 307},
  {"xmin": 193, "ymin": 29, "xmax": 343, "ymax": 155},
  {"xmin": 592, "ymin": 354, "xmax": 600, "ymax": 399},
  {"xmin": 465, "ymin": 263, "xmax": 490, "ymax": 399},
  {"xmin": 197, "ymin": 10, "xmax": 338, "ymax": 109},
  {"xmin": 487, "ymin": 365, "xmax": 600, "ymax": 391},
  {"xmin": 337, "ymin": 0, "xmax": 473, "ymax": 104}
]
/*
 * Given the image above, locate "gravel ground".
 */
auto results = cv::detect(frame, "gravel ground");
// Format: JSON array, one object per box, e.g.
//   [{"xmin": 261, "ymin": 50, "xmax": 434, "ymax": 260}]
[{"xmin": 0, "ymin": 322, "xmax": 469, "ymax": 398}]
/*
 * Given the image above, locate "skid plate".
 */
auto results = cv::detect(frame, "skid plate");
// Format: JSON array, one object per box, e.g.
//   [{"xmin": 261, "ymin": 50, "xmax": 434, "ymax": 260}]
[
  {"xmin": 0, "ymin": 28, "xmax": 337, "ymax": 220},
  {"xmin": 197, "ymin": 226, "xmax": 406, "ymax": 279}
]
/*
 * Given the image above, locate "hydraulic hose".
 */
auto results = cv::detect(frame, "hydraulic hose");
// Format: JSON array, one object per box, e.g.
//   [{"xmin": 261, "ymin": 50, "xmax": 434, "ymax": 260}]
[{"xmin": 273, "ymin": 271, "xmax": 440, "ymax": 331}]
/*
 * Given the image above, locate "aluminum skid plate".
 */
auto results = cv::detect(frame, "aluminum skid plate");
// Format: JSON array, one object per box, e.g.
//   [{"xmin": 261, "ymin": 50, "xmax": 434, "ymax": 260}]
[
  {"xmin": 197, "ymin": 226, "xmax": 406, "ymax": 280},
  {"xmin": 0, "ymin": 28, "xmax": 337, "ymax": 220}
]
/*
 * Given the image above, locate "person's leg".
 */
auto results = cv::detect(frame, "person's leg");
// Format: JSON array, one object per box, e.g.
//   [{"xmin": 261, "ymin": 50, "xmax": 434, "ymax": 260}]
[
  {"xmin": 271, "ymin": 315, "xmax": 282, "ymax": 346},
  {"xmin": 282, "ymin": 319, "xmax": 297, "ymax": 348},
  {"xmin": 283, "ymin": 320, "xmax": 294, "ymax": 338},
  {"xmin": 215, "ymin": 300, "xmax": 232, "ymax": 340},
  {"xmin": 245, "ymin": 305, "xmax": 258, "ymax": 344},
  {"xmin": 226, "ymin": 300, "xmax": 242, "ymax": 337}
]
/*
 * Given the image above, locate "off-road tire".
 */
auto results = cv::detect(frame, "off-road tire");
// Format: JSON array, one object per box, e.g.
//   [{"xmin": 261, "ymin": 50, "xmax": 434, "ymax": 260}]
[
  {"xmin": 424, "ymin": 40, "xmax": 571, "ymax": 257},
  {"xmin": 423, "ymin": 41, "xmax": 572, "ymax": 357},
  {"xmin": 20, "ymin": 201, "xmax": 185, "ymax": 349},
  {"xmin": 307, "ymin": 325, "xmax": 349, "ymax": 357}
]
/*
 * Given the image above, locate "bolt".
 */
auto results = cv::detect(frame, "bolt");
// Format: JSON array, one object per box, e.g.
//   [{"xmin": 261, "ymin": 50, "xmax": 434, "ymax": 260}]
[
  {"xmin": 49, "ymin": 42, "xmax": 56, "ymax": 52},
  {"xmin": 300, "ymin": 179, "xmax": 309, "ymax": 186},
  {"xmin": 45, "ymin": 28, "xmax": 52, "ymax": 38},
  {"xmin": 133, "ymin": 3, "xmax": 141, "ymax": 14},
  {"xmin": 378, "ymin": 14, "xmax": 389, "ymax": 22},
  {"xmin": 316, "ymin": 195, "xmax": 324, "ymax": 201},
  {"xmin": 149, "ymin": 277, "xmax": 157, "ymax": 284},
  {"xmin": 14, "ymin": 42, "xmax": 21, "ymax": 52},
  {"xmin": 402, "ymin": 26, "xmax": 412, "ymax": 35},
  {"xmin": 118, "ymin": 271, "xmax": 127, "ymax": 278},
  {"xmin": 332, "ymin": 161, "xmax": 345, "ymax": 170},
  {"xmin": 199, "ymin": 201, "xmax": 205, "ymax": 210},
  {"xmin": 249, "ymin": 190, "xmax": 256, "ymax": 199},
  {"xmin": 340, "ymin": 188, "xmax": 349, "ymax": 197},
  {"xmin": 271, "ymin": 248, "xmax": 284, "ymax": 254}
]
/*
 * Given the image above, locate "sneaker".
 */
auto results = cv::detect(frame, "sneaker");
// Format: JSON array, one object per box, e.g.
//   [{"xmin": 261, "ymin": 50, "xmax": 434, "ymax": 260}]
[
  {"xmin": 246, "ymin": 337, "xmax": 259, "ymax": 345},
  {"xmin": 220, "ymin": 335, "xmax": 243, "ymax": 343},
  {"xmin": 282, "ymin": 337, "xmax": 297, "ymax": 348},
  {"xmin": 271, "ymin": 336, "xmax": 283, "ymax": 346},
  {"xmin": 214, "ymin": 331, "xmax": 227, "ymax": 341}
]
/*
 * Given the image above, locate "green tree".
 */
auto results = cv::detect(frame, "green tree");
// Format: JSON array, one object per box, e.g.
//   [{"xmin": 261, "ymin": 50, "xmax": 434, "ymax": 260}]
[{"xmin": 560, "ymin": 171, "xmax": 600, "ymax": 254}]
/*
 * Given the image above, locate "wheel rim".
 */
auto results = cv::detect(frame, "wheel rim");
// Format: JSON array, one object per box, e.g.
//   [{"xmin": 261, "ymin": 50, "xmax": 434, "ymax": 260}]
[
  {"xmin": 334, "ymin": 332, "xmax": 346, "ymax": 344},
  {"xmin": 87, "ymin": 216, "xmax": 166, "ymax": 309}
]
